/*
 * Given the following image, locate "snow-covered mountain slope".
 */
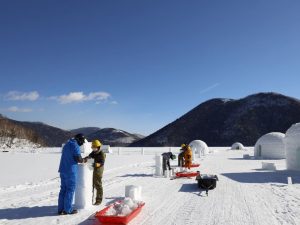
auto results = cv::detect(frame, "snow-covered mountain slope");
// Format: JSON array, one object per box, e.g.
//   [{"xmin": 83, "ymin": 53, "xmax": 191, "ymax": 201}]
[
  {"xmin": 0, "ymin": 137, "xmax": 41, "ymax": 150},
  {"xmin": 1, "ymin": 115, "xmax": 144, "ymax": 148},
  {"xmin": 0, "ymin": 148, "xmax": 299, "ymax": 225},
  {"xmin": 87, "ymin": 128, "xmax": 144, "ymax": 146},
  {"xmin": 132, "ymin": 92, "xmax": 300, "ymax": 147}
]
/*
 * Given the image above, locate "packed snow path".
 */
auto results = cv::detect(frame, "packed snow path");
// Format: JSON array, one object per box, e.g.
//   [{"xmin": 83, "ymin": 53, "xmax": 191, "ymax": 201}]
[{"xmin": 0, "ymin": 148, "xmax": 299, "ymax": 225}]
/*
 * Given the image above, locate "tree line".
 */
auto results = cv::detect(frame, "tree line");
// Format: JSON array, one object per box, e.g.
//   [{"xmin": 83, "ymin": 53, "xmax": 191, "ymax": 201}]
[{"xmin": 0, "ymin": 117, "xmax": 45, "ymax": 148}]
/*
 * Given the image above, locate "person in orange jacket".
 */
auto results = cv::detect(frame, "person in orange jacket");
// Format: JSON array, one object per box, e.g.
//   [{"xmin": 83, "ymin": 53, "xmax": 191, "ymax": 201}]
[{"xmin": 183, "ymin": 144, "xmax": 193, "ymax": 169}]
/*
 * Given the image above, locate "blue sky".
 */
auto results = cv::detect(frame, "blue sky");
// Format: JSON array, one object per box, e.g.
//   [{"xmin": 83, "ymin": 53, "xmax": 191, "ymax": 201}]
[{"xmin": 0, "ymin": 0, "xmax": 300, "ymax": 135}]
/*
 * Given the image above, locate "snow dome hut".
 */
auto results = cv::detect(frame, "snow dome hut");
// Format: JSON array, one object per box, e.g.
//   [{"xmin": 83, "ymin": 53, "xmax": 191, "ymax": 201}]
[
  {"xmin": 285, "ymin": 123, "xmax": 300, "ymax": 171},
  {"xmin": 189, "ymin": 140, "xmax": 209, "ymax": 159},
  {"xmin": 231, "ymin": 142, "xmax": 244, "ymax": 150},
  {"xmin": 254, "ymin": 132, "xmax": 285, "ymax": 159}
]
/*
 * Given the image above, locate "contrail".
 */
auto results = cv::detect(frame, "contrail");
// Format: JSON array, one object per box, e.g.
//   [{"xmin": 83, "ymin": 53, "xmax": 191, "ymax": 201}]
[{"xmin": 199, "ymin": 83, "xmax": 220, "ymax": 94}]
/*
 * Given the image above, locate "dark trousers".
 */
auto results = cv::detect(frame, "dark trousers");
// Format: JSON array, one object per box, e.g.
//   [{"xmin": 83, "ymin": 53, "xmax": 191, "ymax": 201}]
[
  {"xmin": 178, "ymin": 152, "xmax": 184, "ymax": 167},
  {"xmin": 162, "ymin": 158, "xmax": 171, "ymax": 175}
]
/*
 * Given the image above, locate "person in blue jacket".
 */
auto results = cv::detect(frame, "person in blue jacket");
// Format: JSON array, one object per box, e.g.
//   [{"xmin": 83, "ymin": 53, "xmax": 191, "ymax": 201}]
[{"xmin": 58, "ymin": 133, "xmax": 87, "ymax": 215}]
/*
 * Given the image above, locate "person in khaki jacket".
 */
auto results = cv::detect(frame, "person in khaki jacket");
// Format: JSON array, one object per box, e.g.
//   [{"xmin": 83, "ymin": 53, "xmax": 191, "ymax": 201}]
[{"xmin": 85, "ymin": 139, "xmax": 106, "ymax": 205}]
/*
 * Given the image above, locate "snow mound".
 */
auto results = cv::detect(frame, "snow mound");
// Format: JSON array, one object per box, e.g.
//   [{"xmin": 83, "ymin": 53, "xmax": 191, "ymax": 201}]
[
  {"xmin": 231, "ymin": 142, "xmax": 244, "ymax": 150},
  {"xmin": 254, "ymin": 132, "xmax": 285, "ymax": 159},
  {"xmin": 105, "ymin": 198, "xmax": 143, "ymax": 216},
  {"xmin": 189, "ymin": 140, "xmax": 209, "ymax": 158},
  {"xmin": 285, "ymin": 123, "xmax": 300, "ymax": 171}
]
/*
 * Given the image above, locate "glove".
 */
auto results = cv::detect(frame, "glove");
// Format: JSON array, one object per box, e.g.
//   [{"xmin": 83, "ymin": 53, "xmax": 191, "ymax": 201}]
[
  {"xmin": 83, "ymin": 158, "xmax": 88, "ymax": 163},
  {"xmin": 94, "ymin": 163, "xmax": 101, "ymax": 168}
]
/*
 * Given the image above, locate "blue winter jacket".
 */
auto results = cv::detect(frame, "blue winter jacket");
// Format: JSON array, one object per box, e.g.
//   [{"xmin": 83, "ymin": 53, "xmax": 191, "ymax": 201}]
[{"xmin": 58, "ymin": 139, "xmax": 81, "ymax": 174}]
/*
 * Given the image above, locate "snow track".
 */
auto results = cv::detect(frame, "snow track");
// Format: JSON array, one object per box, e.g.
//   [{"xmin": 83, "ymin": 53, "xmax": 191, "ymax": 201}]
[
  {"xmin": 0, "ymin": 158, "xmax": 154, "ymax": 225},
  {"xmin": 1, "ymin": 150, "xmax": 300, "ymax": 225}
]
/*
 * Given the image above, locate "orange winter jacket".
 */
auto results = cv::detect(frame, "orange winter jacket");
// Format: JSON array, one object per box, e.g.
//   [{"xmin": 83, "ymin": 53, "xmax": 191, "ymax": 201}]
[{"xmin": 184, "ymin": 146, "xmax": 192, "ymax": 168}]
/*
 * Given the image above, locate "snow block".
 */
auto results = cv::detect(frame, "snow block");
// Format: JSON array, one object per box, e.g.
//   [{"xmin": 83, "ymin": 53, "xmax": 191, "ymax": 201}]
[
  {"xmin": 125, "ymin": 185, "xmax": 142, "ymax": 201},
  {"xmin": 261, "ymin": 162, "xmax": 276, "ymax": 171},
  {"xmin": 243, "ymin": 154, "xmax": 251, "ymax": 159},
  {"xmin": 154, "ymin": 155, "xmax": 162, "ymax": 176},
  {"xmin": 74, "ymin": 164, "xmax": 93, "ymax": 209},
  {"xmin": 169, "ymin": 168, "xmax": 175, "ymax": 177},
  {"xmin": 164, "ymin": 170, "xmax": 169, "ymax": 178},
  {"xmin": 101, "ymin": 145, "xmax": 112, "ymax": 154},
  {"xmin": 95, "ymin": 201, "xmax": 145, "ymax": 225}
]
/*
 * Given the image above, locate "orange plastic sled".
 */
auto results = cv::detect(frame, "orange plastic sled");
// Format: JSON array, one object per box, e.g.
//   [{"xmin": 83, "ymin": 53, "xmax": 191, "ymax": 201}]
[
  {"xmin": 95, "ymin": 201, "xmax": 145, "ymax": 225},
  {"xmin": 190, "ymin": 163, "xmax": 200, "ymax": 168},
  {"xmin": 175, "ymin": 171, "xmax": 200, "ymax": 178}
]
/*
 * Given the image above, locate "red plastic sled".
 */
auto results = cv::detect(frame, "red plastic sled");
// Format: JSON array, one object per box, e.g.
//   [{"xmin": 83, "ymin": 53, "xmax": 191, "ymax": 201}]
[
  {"xmin": 95, "ymin": 201, "xmax": 145, "ymax": 225},
  {"xmin": 175, "ymin": 171, "xmax": 200, "ymax": 178},
  {"xmin": 190, "ymin": 163, "xmax": 200, "ymax": 168}
]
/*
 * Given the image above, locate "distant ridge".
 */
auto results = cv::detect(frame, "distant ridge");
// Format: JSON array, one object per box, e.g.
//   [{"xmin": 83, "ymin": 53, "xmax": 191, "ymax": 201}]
[
  {"xmin": 85, "ymin": 128, "xmax": 144, "ymax": 147},
  {"xmin": 0, "ymin": 119, "xmax": 144, "ymax": 147},
  {"xmin": 131, "ymin": 92, "xmax": 300, "ymax": 147},
  {"xmin": 0, "ymin": 117, "xmax": 45, "ymax": 147},
  {"xmin": 12, "ymin": 120, "xmax": 73, "ymax": 147},
  {"xmin": 70, "ymin": 127, "xmax": 102, "ymax": 136}
]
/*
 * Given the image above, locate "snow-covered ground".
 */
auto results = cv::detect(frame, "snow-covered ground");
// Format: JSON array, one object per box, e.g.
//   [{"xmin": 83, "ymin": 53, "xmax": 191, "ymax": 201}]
[{"xmin": 0, "ymin": 147, "xmax": 300, "ymax": 225}]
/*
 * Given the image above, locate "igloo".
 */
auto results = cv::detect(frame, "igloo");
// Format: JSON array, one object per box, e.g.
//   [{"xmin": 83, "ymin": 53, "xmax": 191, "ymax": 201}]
[
  {"xmin": 231, "ymin": 142, "xmax": 244, "ymax": 150},
  {"xmin": 254, "ymin": 132, "xmax": 285, "ymax": 159},
  {"xmin": 285, "ymin": 123, "xmax": 300, "ymax": 171},
  {"xmin": 189, "ymin": 140, "xmax": 209, "ymax": 158}
]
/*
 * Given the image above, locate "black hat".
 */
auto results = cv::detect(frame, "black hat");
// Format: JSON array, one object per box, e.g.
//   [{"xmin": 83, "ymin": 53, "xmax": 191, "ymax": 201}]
[{"xmin": 74, "ymin": 133, "xmax": 86, "ymax": 146}]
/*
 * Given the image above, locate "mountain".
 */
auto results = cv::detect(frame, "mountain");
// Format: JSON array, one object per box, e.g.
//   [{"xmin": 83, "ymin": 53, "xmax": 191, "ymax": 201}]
[
  {"xmin": 0, "ymin": 116, "xmax": 45, "ymax": 148},
  {"xmin": 131, "ymin": 92, "xmax": 300, "ymax": 147},
  {"xmin": 0, "ymin": 115, "xmax": 144, "ymax": 147},
  {"xmin": 12, "ymin": 121, "xmax": 73, "ymax": 147},
  {"xmin": 70, "ymin": 127, "xmax": 101, "ymax": 136},
  {"xmin": 86, "ymin": 128, "xmax": 145, "ymax": 146}
]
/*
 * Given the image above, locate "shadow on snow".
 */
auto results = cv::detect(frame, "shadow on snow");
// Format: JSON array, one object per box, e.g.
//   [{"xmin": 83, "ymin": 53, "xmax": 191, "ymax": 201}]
[
  {"xmin": 118, "ymin": 173, "xmax": 153, "ymax": 177},
  {"xmin": 227, "ymin": 157, "xmax": 284, "ymax": 161},
  {"xmin": 178, "ymin": 183, "xmax": 214, "ymax": 197},
  {"xmin": 221, "ymin": 170, "xmax": 300, "ymax": 184},
  {"xmin": 178, "ymin": 183, "xmax": 199, "ymax": 193},
  {"xmin": 0, "ymin": 205, "xmax": 58, "ymax": 220}
]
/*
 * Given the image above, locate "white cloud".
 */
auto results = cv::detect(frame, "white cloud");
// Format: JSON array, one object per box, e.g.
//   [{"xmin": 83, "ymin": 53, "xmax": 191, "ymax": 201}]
[
  {"xmin": 110, "ymin": 101, "xmax": 118, "ymax": 105},
  {"xmin": 5, "ymin": 91, "xmax": 39, "ymax": 101},
  {"xmin": 52, "ymin": 91, "xmax": 111, "ymax": 104},
  {"xmin": 57, "ymin": 92, "xmax": 86, "ymax": 104},
  {"xmin": 87, "ymin": 92, "xmax": 110, "ymax": 101},
  {"xmin": 7, "ymin": 106, "xmax": 32, "ymax": 112}
]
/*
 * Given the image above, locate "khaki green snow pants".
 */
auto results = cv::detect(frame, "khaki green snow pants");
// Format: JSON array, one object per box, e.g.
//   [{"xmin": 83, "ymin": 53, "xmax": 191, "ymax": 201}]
[{"xmin": 93, "ymin": 167, "xmax": 104, "ymax": 203}]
